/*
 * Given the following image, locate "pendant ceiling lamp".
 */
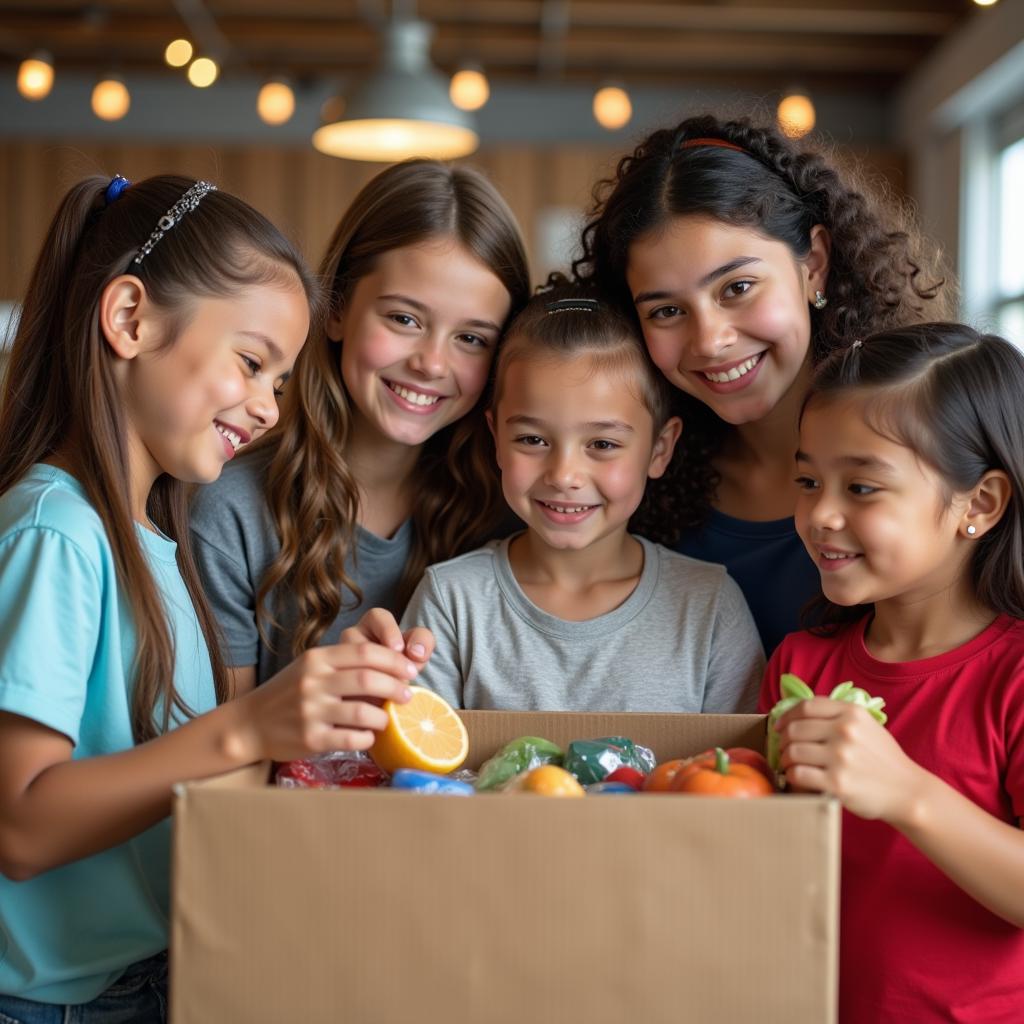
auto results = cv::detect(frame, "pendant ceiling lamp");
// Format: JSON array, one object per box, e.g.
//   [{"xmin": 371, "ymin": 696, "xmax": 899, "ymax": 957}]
[{"xmin": 313, "ymin": 16, "xmax": 479, "ymax": 162}]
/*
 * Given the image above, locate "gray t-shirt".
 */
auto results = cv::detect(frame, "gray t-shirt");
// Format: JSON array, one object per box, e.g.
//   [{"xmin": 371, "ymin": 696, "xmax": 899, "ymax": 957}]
[
  {"xmin": 400, "ymin": 535, "xmax": 764, "ymax": 713},
  {"xmin": 191, "ymin": 447, "xmax": 414, "ymax": 683}
]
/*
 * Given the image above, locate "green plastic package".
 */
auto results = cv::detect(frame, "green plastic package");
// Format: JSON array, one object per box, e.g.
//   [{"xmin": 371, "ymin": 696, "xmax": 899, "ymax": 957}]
[
  {"xmin": 767, "ymin": 673, "xmax": 888, "ymax": 773},
  {"xmin": 562, "ymin": 736, "xmax": 657, "ymax": 786},
  {"xmin": 475, "ymin": 736, "xmax": 563, "ymax": 791}
]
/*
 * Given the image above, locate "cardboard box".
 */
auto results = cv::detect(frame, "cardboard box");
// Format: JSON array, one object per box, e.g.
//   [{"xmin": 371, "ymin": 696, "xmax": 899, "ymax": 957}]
[{"xmin": 171, "ymin": 711, "xmax": 838, "ymax": 1024}]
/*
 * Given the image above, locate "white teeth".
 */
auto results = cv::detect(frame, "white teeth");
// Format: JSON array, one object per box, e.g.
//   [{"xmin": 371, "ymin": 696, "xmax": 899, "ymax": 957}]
[
  {"xmin": 703, "ymin": 354, "xmax": 761, "ymax": 383},
  {"xmin": 821, "ymin": 551, "xmax": 854, "ymax": 560},
  {"xmin": 389, "ymin": 382, "xmax": 441, "ymax": 406},
  {"xmin": 215, "ymin": 424, "xmax": 242, "ymax": 451},
  {"xmin": 542, "ymin": 502, "xmax": 593, "ymax": 514}
]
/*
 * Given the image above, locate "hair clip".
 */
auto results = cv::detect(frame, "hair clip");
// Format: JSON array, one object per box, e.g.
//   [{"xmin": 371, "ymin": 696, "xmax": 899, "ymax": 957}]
[
  {"xmin": 680, "ymin": 137, "xmax": 746, "ymax": 155},
  {"xmin": 133, "ymin": 180, "xmax": 217, "ymax": 265},
  {"xmin": 851, "ymin": 339, "xmax": 863, "ymax": 350},
  {"xmin": 545, "ymin": 298, "xmax": 600, "ymax": 315},
  {"xmin": 104, "ymin": 175, "xmax": 131, "ymax": 205}
]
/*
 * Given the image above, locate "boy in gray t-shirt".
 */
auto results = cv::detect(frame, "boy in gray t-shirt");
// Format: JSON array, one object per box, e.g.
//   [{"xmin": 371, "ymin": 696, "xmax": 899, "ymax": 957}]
[{"xmin": 399, "ymin": 284, "xmax": 764, "ymax": 713}]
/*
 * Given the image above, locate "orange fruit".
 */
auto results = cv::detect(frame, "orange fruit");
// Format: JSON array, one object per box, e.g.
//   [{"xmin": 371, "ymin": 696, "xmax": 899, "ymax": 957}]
[
  {"xmin": 369, "ymin": 686, "xmax": 469, "ymax": 775},
  {"xmin": 518, "ymin": 765, "xmax": 585, "ymax": 797},
  {"xmin": 642, "ymin": 758, "xmax": 691, "ymax": 793}
]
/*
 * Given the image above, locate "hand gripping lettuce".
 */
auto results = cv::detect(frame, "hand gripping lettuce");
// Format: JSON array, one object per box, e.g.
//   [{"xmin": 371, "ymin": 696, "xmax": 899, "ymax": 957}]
[{"xmin": 767, "ymin": 673, "xmax": 888, "ymax": 774}]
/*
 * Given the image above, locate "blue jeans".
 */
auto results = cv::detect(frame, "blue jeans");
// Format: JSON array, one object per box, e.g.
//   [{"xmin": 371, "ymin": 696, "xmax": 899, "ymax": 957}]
[{"xmin": 0, "ymin": 952, "xmax": 167, "ymax": 1024}]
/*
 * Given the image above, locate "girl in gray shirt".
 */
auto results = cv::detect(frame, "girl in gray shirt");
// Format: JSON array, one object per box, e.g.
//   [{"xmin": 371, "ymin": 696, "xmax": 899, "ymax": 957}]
[
  {"xmin": 400, "ymin": 279, "xmax": 764, "ymax": 713},
  {"xmin": 192, "ymin": 160, "xmax": 530, "ymax": 688}
]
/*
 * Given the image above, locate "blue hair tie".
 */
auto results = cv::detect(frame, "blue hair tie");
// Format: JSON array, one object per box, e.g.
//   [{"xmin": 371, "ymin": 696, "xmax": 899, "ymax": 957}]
[{"xmin": 104, "ymin": 175, "xmax": 131, "ymax": 205}]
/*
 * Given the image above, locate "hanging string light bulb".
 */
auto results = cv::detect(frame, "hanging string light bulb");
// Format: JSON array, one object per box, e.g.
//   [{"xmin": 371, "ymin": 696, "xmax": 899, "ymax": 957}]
[
  {"xmin": 449, "ymin": 64, "xmax": 489, "ymax": 111},
  {"xmin": 777, "ymin": 91, "xmax": 816, "ymax": 139},
  {"xmin": 92, "ymin": 76, "xmax": 131, "ymax": 120},
  {"xmin": 258, "ymin": 79, "xmax": 296, "ymax": 125},
  {"xmin": 593, "ymin": 84, "xmax": 632, "ymax": 131},
  {"xmin": 17, "ymin": 52, "xmax": 54, "ymax": 101},
  {"xmin": 188, "ymin": 57, "xmax": 219, "ymax": 88},
  {"xmin": 164, "ymin": 39, "xmax": 194, "ymax": 68}
]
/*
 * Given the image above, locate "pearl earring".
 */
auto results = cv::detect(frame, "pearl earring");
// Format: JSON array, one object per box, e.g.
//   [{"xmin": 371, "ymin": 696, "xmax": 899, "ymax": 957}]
[
  {"xmin": 813, "ymin": 290, "xmax": 828, "ymax": 310},
  {"xmin": 966, "ymin": 524, "xmax": 977, "ymax": 536}
]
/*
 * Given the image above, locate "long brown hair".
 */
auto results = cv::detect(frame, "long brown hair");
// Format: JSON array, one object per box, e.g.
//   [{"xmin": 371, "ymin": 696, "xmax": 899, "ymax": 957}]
[
  {"xmin": 0, "ymin": 174, "xmax": 319, "ymax": 742},
  {"xmin": 573, "ymin": 112, "xmax": 956, "ymax": 542},
  {"xmin": 255, "ymin": 159, "xmax": 530, "ymax": 656}
]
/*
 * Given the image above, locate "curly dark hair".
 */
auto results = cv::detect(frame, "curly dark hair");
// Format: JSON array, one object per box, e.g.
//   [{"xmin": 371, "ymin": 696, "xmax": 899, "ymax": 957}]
[{"xmin": 572, "ymin": 112, "xmax": 956, "ymax": 545}]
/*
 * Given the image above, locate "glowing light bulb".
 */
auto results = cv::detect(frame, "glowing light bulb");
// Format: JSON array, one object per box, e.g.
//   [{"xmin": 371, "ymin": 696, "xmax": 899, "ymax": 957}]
[
  {"xmin": 188, "ymin": 57, "xmax": 219, "ymax": 88},
  {"xmin": 777, "ymin": 93, "xmax": 816, "ymax": 139},
  {"xmin": 92, "ymin": 77, "xmax": 130, "ymax": 121},
  {"xmin": 17, "ymin": 53, "xmax": 54, "ymax": 100},
  {"xmin": 593, "ymin": 85, "xmax": 632, "ymax": 131},
  {"xmin": 449, "ymin": 67, "xmax": 489, "ymax": 111},
  {"xmin": 257, "ymin": 80, "xmax": 296, "ymax": 125},
  {"xmin": 165, "ymin": 39, "xmax": 193, "ymax": 68}
]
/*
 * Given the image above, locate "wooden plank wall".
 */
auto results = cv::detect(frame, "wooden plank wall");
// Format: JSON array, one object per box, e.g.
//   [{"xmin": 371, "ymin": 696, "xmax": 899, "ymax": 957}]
[{"xmin": 0, "ymin": 139, "xmax": 906, "ymax": 301}]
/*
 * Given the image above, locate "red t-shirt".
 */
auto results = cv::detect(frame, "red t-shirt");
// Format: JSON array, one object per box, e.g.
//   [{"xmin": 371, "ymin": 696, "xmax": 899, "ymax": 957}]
[{"xmin": 759, "ymin": 615, "xmax": 1024, "ymax": 1023}]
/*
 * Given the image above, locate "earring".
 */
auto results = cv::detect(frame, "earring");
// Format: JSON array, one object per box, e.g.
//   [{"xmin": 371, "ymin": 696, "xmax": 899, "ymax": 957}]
[
  {"xmin": 966, "ymin": 524, "xmax": 977, "ymax": 536},
  {"xmin": 813, "ymin": 290, "xmax": 828, "ymax": 310}
]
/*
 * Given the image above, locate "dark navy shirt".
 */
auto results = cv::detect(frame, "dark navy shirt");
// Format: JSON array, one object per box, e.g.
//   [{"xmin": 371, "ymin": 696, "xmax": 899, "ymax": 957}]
[{"xmin": 675, "ymin": 509, "xmax": 821, "ymax": 658}]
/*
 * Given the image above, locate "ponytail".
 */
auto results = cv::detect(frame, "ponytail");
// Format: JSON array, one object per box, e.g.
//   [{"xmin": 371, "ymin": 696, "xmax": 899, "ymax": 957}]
[{"xmin": 0, "ymin": 174, "xmax": 319, "ymax": 741}]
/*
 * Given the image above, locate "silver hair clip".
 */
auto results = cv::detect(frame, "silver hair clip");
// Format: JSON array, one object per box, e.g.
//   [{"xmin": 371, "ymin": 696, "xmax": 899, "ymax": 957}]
[
  {"xmin": 133, "ymin": 180, "xmax": 218, "ymax": 265},
  {"xmin": 545, "ymin": 298, "xmax": 599, "ymax": 315},
  {"xmin": 851, "ymin": 339, "xmax": 863, "ymax": 350}
]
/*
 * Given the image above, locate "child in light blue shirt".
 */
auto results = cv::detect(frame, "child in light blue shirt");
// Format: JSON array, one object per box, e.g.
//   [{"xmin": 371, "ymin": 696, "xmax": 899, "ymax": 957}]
[{"xmin": 0, "ymin": 174, "xmax": 416, "ymax": 1020}]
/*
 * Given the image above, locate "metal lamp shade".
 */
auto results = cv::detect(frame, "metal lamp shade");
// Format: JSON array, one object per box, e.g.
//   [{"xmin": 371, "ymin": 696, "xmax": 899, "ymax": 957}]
[{"xmin": 313, "ymin": 19, "xmax": 479, "ymax": 162}]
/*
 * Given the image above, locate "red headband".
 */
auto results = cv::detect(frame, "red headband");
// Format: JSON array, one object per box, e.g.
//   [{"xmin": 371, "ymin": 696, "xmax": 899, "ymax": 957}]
[{"xmin": 680, "ymin": 137, "xmax": 746, "ymax": 154}]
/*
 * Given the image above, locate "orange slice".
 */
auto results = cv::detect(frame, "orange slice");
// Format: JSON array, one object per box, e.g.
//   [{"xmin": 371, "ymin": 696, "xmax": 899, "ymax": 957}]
[{"xmin": 369, "ymin": 686, "xmax": 469, "ymax": 775}]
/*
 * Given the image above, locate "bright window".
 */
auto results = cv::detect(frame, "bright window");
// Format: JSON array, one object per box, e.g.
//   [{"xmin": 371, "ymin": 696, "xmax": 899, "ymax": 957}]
[{"xmin": 996, "ymin": 136, "xmax": 1024, "ymax": 343}]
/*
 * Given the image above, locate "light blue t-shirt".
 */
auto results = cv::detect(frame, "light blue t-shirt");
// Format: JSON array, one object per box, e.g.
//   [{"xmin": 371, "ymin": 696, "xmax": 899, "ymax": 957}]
[{"xmin": 0, "ymin": 465, "xmax": 216, "ymax": 1004}]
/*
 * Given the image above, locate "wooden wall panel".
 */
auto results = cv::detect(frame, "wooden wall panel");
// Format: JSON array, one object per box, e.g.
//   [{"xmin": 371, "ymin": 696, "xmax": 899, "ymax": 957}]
[{"xmin": 0, "ymin": 139, "xmax": 908, "ymax": 301}]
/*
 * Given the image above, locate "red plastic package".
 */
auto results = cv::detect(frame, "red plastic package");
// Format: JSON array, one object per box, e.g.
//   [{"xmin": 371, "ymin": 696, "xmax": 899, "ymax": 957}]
[{"xmin": 275, "ymin": 750, "xmax": 389, "ymax": 789}]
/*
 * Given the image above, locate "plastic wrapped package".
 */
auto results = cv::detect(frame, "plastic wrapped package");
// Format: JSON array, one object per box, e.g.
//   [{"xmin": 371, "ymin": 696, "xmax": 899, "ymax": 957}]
[
  {"xmin": 390, "ymin": 769, "xmax": 475, "ymax": 795},
  {"xmin": 275, "ymin": 750, "xmax": 389, "ymax": 789},
  {"xmin": 474, "ymin": 736, "xmax": 563, "ymax": 791},
  {"xmin": 563, "ymin": 737, "xmax": 656, "ymax": 786}
]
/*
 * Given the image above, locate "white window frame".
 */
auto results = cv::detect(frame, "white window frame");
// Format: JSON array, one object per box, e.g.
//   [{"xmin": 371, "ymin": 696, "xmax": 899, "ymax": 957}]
[{"xmin": 961, "ymin": 99, "xmax": 1024, "ymax": 345}]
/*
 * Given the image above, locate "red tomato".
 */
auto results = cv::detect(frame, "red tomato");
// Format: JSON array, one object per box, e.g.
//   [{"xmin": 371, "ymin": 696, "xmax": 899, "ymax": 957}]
[
  {"xmin": 642, "ymin": 758, "xmax": 690, "ymax": 793},
  {"xmin": 605, "ymin": 766, "xmax": 646, "ymax": 791}
]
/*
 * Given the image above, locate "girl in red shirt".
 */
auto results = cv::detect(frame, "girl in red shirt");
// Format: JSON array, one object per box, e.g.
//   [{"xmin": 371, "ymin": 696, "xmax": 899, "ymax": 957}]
[{"xmin": 761, "ymin": 322, "xmax": 1024, "ymax": 1022}]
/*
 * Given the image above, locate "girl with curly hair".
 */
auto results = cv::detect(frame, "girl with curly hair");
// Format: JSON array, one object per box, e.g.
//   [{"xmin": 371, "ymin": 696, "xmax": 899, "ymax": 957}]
[
  {"xmin": 573, "ymin": 113, "xmax": 954, "ymax": 655},
  {"xmin": 191, "ymin": 160, "xmax": 530, "ymax": 692}
]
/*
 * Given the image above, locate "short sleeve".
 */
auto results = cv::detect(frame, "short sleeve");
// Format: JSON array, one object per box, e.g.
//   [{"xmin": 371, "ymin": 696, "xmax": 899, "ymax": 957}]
[
  {"xmin": 190, "ymin": 496, "xmax": 261, "ymax": 669},
  {"xmin": 399, "ymin": 570, "xmax": 464, "ymax": 709},
  {"xmin": 1000, "ymin": 668, "xmax": 1024, "ymax": 822},
  {"xmin": 702, "ymin": 574, "xmax": 765, "ymax": 713},
  {"xmin": 757, "ymin": 641, "xmax": 789, "ymax": 713},
  {"xmin": 0, "ymin": 527, "xmax": 102, "ymax": 743}
]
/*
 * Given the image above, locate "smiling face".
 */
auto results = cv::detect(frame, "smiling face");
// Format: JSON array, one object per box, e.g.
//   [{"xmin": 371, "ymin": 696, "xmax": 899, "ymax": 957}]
[
  {"xmin": 488, "ymin": 350, "xmax": 680, "ymax": 558},
  {"xmin": 122, "ymin": 277, "xmax": 309, "ymax": 506},
  {"xmin": 794, "ymin": 394, "xmax": 971, "ymax": 610},
  {"xmin": 333, "ymin": 238, "xmax": 512, "ymax": 451},
  {"xmin": 627, "ymin": 215, "xmax": 828, "ymax": 426}
]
